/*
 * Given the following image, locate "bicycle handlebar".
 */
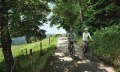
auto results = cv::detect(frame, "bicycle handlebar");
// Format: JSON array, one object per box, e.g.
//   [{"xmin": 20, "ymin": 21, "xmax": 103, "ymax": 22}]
[{"xmin": 89, "ymin": 40, "xmax": 93, "ymax": 42}]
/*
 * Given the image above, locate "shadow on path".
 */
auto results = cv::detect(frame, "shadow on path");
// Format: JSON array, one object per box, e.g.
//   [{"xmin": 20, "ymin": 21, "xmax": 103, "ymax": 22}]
[{"xmin": 43, "ymin": 45, "xmax": 115, "ymax": 72}]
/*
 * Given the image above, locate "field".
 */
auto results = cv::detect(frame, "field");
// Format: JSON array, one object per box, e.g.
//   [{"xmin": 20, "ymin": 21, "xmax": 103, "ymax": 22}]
[{"xmin": 0, "ymin": 37, "xmax": 57, "ymax": 72}]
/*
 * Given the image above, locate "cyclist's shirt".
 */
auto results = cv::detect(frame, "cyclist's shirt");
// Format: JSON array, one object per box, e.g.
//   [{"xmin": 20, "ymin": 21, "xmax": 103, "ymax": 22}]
[
  {"xmin": 82, "ymin": 32, "xmax": 92, "ymax": 41},
  {"xmin": 67, "ymin": 32, "xmax": 74, "ymax": 42}
]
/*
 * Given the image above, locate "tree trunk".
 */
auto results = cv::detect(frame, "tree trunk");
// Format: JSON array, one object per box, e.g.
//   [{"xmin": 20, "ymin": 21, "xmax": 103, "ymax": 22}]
[
  {"xmin": 1, "ymin": 0, "xmax": 14, "ymax": 72},
  {"xmin": 78, "ymin": 0, "xmax": 84, "ymax": 22},
  {"xmin": 80, "ymin": 10, "xmax": 84, "ymax": 22}
]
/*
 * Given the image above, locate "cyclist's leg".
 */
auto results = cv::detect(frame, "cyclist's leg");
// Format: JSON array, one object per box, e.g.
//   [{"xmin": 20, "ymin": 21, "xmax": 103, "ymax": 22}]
[
  {"xmin": 71, "ymin": 41, "xmax": 74, "ymax": 54},
  {"xmin": 87, "ymin": 42, "xmax": 92, "ymax": 59},
  {"xmin": 82, "ymin": 41, "xmax": 86, "ymax": 54},
  {"xmin": 68, "ymin": 43, "xmax": 70, "ymax": 51},
  {"xmin": 69, "ymin": 41, "xmax": 72, "ymax": 55},
  {"xmin": 83, "ymin": 48, "xmax": 86, "ymax": 54},
  {"xmin": 84, "ymin": 41, "xmax": 89, "ymax": 55},
  {"xmin": 68, "ymin": 41, "xmax": 71, "ymax": 54},
  {"xmin": 71, "ymin": 44, "xmax": 73, "ymax": 55},
  {"xmin": 72, "ymin": 42, "xmax": 75, "ymax": 54},
  {"xmin": 86, "ymin": 41, "xmax": 90, "ymax": 53},
  {"xmin": 82, "ymin": 41, "xmax": 84, "ymax": 54},
  {"xmin": 70, "ymin": 41, "xmax": 75, "ymax": 55}
]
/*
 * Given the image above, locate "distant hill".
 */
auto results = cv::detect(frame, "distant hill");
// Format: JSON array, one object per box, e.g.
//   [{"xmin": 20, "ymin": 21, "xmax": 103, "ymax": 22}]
[
  {"xmin": 11, "ymin": 33, "xmax": 65, "ymax": 45},
  {"xmin": 46, "ymin": 33, "xmax": 66, "ymax": 38},
  {"xmin": 12, "ymin": 36, "xmax": 27, "ymax": 45}
]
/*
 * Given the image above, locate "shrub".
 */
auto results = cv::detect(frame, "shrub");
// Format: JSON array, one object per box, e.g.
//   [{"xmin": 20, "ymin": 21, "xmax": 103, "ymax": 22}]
[{"xmin": 92, "ymin": 25, "xmax": 120, "ymax": 70}]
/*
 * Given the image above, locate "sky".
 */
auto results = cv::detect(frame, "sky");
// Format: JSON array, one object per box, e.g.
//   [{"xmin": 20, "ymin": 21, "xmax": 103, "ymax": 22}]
[
  {"xmin": 40, "ymin": 3, "xmax": 66, "ymax": 34},
  {"xmin": 41, "ymin": 24, "xmax": 66, "ymax": 34}
]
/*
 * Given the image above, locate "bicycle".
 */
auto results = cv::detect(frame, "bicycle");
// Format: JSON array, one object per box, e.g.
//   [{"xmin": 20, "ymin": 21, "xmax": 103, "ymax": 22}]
[
  {"xmin": 82, "ymin": 40, "xmax": 93, "ymax": 60},
  {"xmin": 68, "ymin": 41, "xmax": 75, "ymax": 56}
]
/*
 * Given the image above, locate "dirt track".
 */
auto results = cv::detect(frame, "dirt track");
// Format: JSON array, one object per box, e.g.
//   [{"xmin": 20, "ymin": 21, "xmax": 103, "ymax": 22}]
[{"xmin": 43, "ymin": 44, "xmax": 116, "ymax": 72}]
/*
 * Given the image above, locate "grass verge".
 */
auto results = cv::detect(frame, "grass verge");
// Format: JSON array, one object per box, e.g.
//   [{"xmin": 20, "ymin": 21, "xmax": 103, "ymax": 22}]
[{"xmin": 0, "ymin": 37, "xmax": 57, "ymax": 72}]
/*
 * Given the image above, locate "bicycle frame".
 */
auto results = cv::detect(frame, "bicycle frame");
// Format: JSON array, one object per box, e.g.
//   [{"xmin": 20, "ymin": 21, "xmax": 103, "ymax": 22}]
[
  {"xmin": 68, "ymin": 42, "xmax": 75, "ymax": 55},
  {"xmin": 83, "ymin": 41, "xmax": 88, "ymax": 54},
  {"xmin": 82, "ymin": 41, "xmax": 93, "ymax": 59}
]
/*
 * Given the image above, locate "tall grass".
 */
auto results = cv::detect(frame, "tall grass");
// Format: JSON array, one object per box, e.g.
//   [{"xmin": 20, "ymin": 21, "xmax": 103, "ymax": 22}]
[{"xmin": 0, "ymin": 37, "xmax": 57, "ymax": 72}]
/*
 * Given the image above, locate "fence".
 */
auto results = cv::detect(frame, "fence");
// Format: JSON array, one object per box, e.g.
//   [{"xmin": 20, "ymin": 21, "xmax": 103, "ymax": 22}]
[
  {"xmin": 10, "ymin": 37, "xmax": 52, "ymax": 72},
  {"xmin": 11, "ymin": 39, "xmax": 51, "ymax": 72},
  {"xmin": 11, "ymin": 48, "xmax": 33, "ymax": 72}
]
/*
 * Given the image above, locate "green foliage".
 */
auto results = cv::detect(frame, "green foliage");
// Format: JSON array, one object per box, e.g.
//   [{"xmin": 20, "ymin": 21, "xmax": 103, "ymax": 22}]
[
  {"xmin": 76, "ymin": 37, "xmax": 82, "ymax": 45},
  {"xmin": 92, "ymin": 25, "xmax": 120, "ymax": 70},
  {"xmin": 49, "ymin": 0, "xmax": 80, "ymax": 31},
  {"xmin": 0, "ymin": 37, "xmax": 57, "ymax": 72},
  {"xmin": 49, "ymin": 0, "xmax": 120, "ymax": 36},
  {"xmin": 4, "ymin": 0, "xmax": 51, "ymax": 39},
  {"xmin": 85, "ymin": 0, "xmax": 120, "ymax": 29}
]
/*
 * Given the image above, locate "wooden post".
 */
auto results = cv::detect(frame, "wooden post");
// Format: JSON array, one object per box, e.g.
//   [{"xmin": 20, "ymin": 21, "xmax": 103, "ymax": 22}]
[
  {"xmin": 40, "ymin": 41, "xmax": 44, "ymax": 56},
  {"xmin": 26, "ymin": 49, "xmax": 28, "ymax": 55},
  {"xmin": 40, "ymin": 41, "xmax": 42, "ymax": 52},
  {"xmin": 29, "ymin": 49, "xmax": 32, "ymax": 65},
  {"xmin": 40, "ymin": 41, "xmax": 42, "ymax": 55},
  {"xmin": 30, "ymin": 49, "xmax": 32, "ymax": 55},
  {"xmin": 12, "ymin": 59, "xmax": 21, "ymax": 72},
  {"xmin": 49, "ymin": 37, "xmax": 50, "ymax": 45}
]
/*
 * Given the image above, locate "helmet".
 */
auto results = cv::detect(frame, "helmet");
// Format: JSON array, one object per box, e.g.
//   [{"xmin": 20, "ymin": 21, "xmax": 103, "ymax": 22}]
[{"xmin": 84, "ymin": 27, "xmax": 88, "ymax": 30}]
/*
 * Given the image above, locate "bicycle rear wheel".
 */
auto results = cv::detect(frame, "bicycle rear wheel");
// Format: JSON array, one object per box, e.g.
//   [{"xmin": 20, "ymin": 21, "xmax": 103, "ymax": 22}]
[{"xmin": 86, "ymin": 48, "xmax": 93, "ymax": 60}]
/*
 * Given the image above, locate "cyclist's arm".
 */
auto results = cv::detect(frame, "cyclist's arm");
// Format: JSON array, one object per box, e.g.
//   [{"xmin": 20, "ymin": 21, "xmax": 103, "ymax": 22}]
[
  {"xmin": 88, "ymin": 33, "xmax": 92, "ymax": 40},
  {"xmin": 82, "ymin": 33, "xmax": 85, "ymax": 41},
  {"xmin": 67, "ymin": 33, "xmax": 70, "ymax": 41}
]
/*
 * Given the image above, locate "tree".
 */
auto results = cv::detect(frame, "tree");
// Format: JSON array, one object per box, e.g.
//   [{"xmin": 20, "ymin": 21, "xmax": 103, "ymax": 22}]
[
  {"xmin": 49, "ymin": 0, "xmax": 120, "ymax": 36},
  {"xmin": 8, "ymin": 0, "xmax": 50, "ymax": 42},
  {"xmin": 49, "ymin": 0, "xmax": 80, "ymax": 31},
  {"xmin": 0, "ymin": 0, "xmax": 50, "ymax": 71},
  {"xmin": 0, "ymin": 0, "xmax": 14, "ymax": 71},
  {"xmin": 48, "ymin": 0, "xmax": 86, "ymax": 37},
  {"xmin": 83, "ymin": 0, "xmax": 120, "ymax": 29}
]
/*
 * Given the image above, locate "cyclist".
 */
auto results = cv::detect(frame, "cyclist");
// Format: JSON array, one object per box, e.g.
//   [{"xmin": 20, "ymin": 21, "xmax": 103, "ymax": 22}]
[
  {"xmin": 82, "ymin": 27, "xmax": 93, "ymax": 55},
  {"xmin": 67, "ymin": 29, "xmax": 75, "ymax": 55}
]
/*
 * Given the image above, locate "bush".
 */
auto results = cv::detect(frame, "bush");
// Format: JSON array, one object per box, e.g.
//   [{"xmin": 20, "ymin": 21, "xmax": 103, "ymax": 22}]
[{"xmin": 92, "ymin": 25, "xmax": 120, "ymax": 70}]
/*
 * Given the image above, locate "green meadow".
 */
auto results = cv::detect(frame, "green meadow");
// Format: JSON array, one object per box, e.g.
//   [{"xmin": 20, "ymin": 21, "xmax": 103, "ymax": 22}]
[{"xmin": 0, "ymin": 37, "xmax": 57, "ymax": 72}]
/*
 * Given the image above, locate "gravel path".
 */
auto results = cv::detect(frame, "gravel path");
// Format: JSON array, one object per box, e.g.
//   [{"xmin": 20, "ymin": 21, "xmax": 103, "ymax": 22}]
[{"xmin": 43, "ymin": 44, "xmax": 116, "ymax": 72}]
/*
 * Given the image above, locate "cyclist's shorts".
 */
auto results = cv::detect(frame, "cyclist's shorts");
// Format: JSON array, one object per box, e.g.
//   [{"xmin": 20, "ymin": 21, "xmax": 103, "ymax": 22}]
[
  {"xmin": 82, "ymin": 41, "xmax": 89, "ymax": 47},
  {"xmin": 70, "ymin": 41, "xmax": 73, "ymax": 44}
]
